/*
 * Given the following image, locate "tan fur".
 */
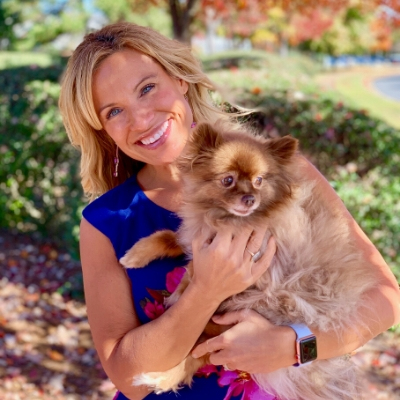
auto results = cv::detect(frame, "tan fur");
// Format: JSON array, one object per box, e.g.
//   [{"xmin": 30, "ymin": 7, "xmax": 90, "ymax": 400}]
[
  {"xmin": 121, "ymin": 122, "xmax": 377, "ymax": 399},
  {"xmin": 120, "ymin": 230, "xmax": 184, "ymax": 268}
]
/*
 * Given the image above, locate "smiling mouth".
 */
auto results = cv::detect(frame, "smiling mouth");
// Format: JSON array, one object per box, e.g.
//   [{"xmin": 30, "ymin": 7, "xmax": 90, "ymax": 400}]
[{"xmin": 138, "ymin": 120, "xmax": 169, "ymax": 145}]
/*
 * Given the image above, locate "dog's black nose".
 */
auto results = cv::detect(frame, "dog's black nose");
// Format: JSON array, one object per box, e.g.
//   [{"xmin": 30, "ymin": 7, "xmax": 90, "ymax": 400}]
[{"xmin": 241, "ymin": 195, "xmax": 255, "ymax": 207}]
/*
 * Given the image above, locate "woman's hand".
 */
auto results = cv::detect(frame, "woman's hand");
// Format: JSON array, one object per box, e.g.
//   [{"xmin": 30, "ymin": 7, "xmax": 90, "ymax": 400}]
[
  {"xmin": 190, "ymin": 227, "xmax": 276, "ymax": 304},
  {"xmin": 191, "ymin": 310, "xmax": 296, "ymax": 374}
]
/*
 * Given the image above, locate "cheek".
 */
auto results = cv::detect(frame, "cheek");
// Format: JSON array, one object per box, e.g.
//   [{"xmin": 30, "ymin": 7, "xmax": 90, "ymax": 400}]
[
  {"xmin": 159, "ymin": 88, "xmax": 191, "ymax": 122},
  {"xmin": 102, "ymin": 115, "xmax": 132, "ymax": 146}
]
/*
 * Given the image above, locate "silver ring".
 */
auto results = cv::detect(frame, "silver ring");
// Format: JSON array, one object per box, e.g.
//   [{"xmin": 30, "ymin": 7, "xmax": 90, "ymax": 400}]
[
  {"xmin": 246, "ymin": 248, "xmax": 255, "ymax": 257},
  {"xmin": 223, "ymin": 364, "xmax": 232, "ymax": 371},
  {"xmin": 246, "ymin": 248, "xmax": 261, "ymax": 262}
]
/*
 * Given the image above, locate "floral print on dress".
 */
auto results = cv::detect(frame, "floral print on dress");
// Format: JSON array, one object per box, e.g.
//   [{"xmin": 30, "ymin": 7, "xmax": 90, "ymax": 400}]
[
  {"xmin": 139, "ymin": 266, "xmax": 277, "ymax": 400},
  {"xmin": 143, "ymin": 300, "xmax": 165, "ymax": 320},
  {"xmin": 140, "ymin": 267, "xmax": 185, "ymax": 320},
  {"xmin": 218, "ymin": 369, "xmax": 277, "ymax": 400}
]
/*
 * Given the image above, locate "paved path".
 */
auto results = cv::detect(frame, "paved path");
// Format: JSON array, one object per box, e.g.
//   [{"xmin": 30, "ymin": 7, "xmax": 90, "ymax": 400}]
[{"xmin": 373, "ymin": 75, "xmax": 400, "ymax": 101}]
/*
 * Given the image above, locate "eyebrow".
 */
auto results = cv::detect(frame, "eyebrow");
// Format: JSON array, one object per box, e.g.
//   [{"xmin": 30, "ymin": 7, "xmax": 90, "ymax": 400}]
[{"xmin": 98, "ymin": 73, "xmax": 158, "ymax": 114}]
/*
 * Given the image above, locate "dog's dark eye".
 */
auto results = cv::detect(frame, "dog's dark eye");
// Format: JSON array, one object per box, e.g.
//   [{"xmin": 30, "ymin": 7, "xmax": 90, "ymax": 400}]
[
  {"xmin": 254, "ymin": 176, "xmax": 263, "ymax": 187},
  {"xmin": 221, "ymin": 176, "xmax": 234, "ymax": 187}
]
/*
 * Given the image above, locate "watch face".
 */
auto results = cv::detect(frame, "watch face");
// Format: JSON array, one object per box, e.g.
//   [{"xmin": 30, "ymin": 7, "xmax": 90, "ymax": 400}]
[{"xmin": 300, "ymin": 336, "xmax": 317, "ymax": 364}]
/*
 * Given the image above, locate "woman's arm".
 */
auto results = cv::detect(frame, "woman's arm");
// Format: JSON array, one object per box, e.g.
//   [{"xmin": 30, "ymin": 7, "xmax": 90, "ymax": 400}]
[
  {"xmin": 192, "ymin": 156, "xmax": 400, "ymax": 373},
  {"xmin": 80, "ymin": 217, "xmax": 276, "ymax": 398}
]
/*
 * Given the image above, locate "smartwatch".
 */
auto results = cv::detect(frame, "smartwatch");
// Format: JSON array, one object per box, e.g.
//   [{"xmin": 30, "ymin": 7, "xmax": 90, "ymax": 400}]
[{"xmin": 289, "ymin": 323, "xmax": 317, "ymax": 367}]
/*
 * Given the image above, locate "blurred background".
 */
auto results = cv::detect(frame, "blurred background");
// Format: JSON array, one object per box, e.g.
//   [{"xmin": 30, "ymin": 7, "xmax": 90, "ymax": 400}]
[{"xmin": 0, "ymin": 0, "xmax": 399, "ymax": 398}]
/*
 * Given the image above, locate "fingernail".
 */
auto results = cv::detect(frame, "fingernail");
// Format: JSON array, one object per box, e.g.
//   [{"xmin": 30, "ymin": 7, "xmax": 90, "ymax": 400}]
[{"xmin": 192, "ymin": 353, "xmax": 198, "ymax": 358}]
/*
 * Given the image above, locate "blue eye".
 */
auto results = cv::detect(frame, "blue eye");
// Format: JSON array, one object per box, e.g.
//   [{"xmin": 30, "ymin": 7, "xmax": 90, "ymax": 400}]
[
  {"xmin": 141, "ymin": 84, "xmax": 155, "ymax": 96},
  {"xmin": 107, "ymin": 108, "xmax": 122, "ymax": 119}
]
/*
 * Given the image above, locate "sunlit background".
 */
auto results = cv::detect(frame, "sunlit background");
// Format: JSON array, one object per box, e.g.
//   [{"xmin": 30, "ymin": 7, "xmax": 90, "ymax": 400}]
[{"xmin": 0, "ymin": 0, "xmax": 399, "ymax": 399}]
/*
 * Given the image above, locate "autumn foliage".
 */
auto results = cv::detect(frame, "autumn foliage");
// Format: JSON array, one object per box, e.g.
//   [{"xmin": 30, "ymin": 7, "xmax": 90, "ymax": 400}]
[
  {"xmin": 289, "ymin": 9, "xmax": 336, "ymax": 45},
  {"xmin": 127, "ymin": 0, "xmax": 400, "ymax": 51}
]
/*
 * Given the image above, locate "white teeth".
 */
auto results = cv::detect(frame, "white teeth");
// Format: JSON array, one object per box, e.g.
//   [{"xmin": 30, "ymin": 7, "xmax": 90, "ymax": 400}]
[{"xmin": 140, "ymin": 121, "xmax": 168, "ymax": 145}]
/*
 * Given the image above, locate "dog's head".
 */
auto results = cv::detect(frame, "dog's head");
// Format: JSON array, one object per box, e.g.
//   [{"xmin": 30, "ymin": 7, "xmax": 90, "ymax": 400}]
[{"xmin": 178, "ymin": 122, "xmax": 298, "ymax": 219}]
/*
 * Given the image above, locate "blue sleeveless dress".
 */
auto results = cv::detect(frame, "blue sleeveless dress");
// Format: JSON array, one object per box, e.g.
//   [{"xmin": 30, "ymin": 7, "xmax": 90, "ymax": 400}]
[{"xmin": 82, "ymin": 175, "xmax": 275, "ymax": 400}]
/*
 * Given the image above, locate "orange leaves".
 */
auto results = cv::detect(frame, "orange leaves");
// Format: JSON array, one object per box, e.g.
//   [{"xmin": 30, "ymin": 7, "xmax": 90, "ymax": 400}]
[
  {"xmin": 290, "ymin": 9, "xmax": 335, "ymax": 45},
  {"xmin": 263, "ymin": 0, "xmax": 350, "ymax": 14},
  {"xmin": 370, "ymin": 18, "xmax": 393, "ymax": 51}
]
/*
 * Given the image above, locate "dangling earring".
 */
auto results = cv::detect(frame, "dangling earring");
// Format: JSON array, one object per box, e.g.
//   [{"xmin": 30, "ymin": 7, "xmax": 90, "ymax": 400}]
[
  {"xmin": 184, "ymin": 94, "xmax": 196, "ymax": 129},
  {"xmin": 113, "ymin": 145, "xmax": 119, "ymax": 178}
]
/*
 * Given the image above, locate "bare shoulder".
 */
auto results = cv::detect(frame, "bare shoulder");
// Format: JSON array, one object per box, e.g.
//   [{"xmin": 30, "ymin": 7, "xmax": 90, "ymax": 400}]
[{"xmin": 80, "ymin": 218, "xmax": 140, "ymax": 361}]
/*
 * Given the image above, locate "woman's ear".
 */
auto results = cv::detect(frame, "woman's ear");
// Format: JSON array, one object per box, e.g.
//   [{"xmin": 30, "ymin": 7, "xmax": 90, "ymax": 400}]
[{"xmin": 176, "ymin": 78, "xmax": 189, "ymax": 95}]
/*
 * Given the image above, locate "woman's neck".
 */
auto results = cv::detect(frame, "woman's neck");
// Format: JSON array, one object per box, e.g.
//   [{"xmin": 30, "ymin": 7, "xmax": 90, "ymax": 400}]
[
  {"xmin": 137, "ymin": 163, "xmax": 183, "ymax": 212},
  {"xmin": 138, "ymin": 163, "xmax": 182, "ymax": 191}
]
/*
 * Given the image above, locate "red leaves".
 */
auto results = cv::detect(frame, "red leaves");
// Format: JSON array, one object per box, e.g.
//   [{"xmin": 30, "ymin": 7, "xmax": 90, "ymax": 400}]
[{"xmin": 290, "ymin": 9, "xmax": 335, "ymax": 45}]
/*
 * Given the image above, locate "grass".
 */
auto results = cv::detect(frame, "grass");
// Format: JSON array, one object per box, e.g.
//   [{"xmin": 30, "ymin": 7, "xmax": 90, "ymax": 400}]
[
  {"xmin": 0, "ymin": 51, "xmax": 54, "ymax": 70},
  {"xmin": 202, "ymin": 50, "xmax": 322, "ymax": 103},
  {"xmin": 335, "ymin": 73, "xmax": 400, "ymax": 129},
  {"xmin": 316, "ymin": 66, "xmax": 400, "ymax": 130},
  {"xmin": 203, "ymin": 50, "xmax": 400, "ymax": 130}
]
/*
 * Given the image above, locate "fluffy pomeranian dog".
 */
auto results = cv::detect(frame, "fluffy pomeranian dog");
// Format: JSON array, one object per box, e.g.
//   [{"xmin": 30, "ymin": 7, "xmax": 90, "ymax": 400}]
[{"xmin": 120, "ymin": 122, "xmax": 376, "ymax": 400}]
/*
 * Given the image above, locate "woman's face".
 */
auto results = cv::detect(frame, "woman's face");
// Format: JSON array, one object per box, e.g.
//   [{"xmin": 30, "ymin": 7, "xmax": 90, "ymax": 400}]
[{"xmin": 92, "ymin": 49, "xmax": 192, "ymax": 166}]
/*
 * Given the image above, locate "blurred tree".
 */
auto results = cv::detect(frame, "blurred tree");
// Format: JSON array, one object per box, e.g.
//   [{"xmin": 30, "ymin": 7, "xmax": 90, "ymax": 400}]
[
  {"xmin": 114, "ymin": 0, "xmax": 197, "ymax": 43},
  {"xmin": 203, "ymin": 0, "xmax": 267, "ymax": 44},
  {"xmin": 167, "ymin": 0, "xmax": 197, "ymax": 42},
  {"xmin": 0, "ymin": 0, "xmax": 20, "ymax": 50},
  {"xmin": 0, "ymin": 0, "xmax": 88, "ymax": 51},
  {"xmin": 290, "ymin": 9, "xmax": 335, "ymax": 46},
  {"xmin": 370, "ymin": 17, "xmax": 393, "ymax": 52},
  {"xmin": 95, "ymin": 0, "xmax": 400, "ymax": 47},
  {"xmin": 95, "ymin": 0, "xmax": 172, "ymax": 38},
  {"xmin": 199, "ymin": 0, "xmax": 349, "ymax": 53},
  {"xmin": 252, "ymin": 7, "xmax": 289, "ymax": 51},
  {"xmin": 3, "ymin": 0, "xmax": 399, "ymax": 49},
  {"xmin": 297, "ymin": 5, "xmax": 391, "ymax": 55},
  {"xmin": 117, "ymin": 0, "xmax": 347, "ymax": 43}
]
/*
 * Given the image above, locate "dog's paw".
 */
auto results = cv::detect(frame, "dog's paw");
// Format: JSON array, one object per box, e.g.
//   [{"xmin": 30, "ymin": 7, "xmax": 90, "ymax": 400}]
[{"xmin": 132, "ymin": 372, "xmax": 182, "ymax": 394}]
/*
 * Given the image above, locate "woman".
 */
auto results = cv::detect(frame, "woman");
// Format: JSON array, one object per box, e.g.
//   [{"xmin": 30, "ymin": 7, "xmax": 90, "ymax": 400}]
[{"xmin": 59, "ymin": 22, "xmax": 400, "ymax": 400}]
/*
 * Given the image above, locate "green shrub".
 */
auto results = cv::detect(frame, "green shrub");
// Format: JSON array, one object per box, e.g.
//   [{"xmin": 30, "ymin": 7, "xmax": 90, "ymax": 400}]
[
  {"xmin": 0, "ymin": 64, "xmax": 83, "ymax": 257},
  {"xmin": 332, "ymin": 168, "xmax": 400, "ymax": 279}
]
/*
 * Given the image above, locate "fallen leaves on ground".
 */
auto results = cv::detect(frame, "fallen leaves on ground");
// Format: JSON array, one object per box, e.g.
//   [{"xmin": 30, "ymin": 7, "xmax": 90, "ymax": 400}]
[
  {"xmin": 0, "ymin": 230, "xmax": 399, "ymax": 399},
  {"xmin": 0, "ymin": 230, "xmax": 116, "ymax": 399}
]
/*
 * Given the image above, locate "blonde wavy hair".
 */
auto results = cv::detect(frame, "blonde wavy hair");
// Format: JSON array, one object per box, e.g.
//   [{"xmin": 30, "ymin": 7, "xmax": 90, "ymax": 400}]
[{"xmin": 59, "ymin": 22, "xmax": 233, "ymax": 200}]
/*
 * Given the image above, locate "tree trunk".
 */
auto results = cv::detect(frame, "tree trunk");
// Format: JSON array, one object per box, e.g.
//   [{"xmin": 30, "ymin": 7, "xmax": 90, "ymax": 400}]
[{"xmin": 168, "ymin": 0, "xmax": 198, "ymax": 43}]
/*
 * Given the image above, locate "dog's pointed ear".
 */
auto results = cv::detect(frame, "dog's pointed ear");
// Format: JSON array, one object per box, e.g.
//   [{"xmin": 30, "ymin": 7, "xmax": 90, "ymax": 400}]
[
  {"xmin": 265, "ymin": 135, "xmax": 298, "ymax": 164},
  {"xmin": 190, "ymin": 122, "xmax": 223, "ymax": 151},
  {"xmin": 177, "ymin": 123, "xmax": 223, "ymax": 173}
]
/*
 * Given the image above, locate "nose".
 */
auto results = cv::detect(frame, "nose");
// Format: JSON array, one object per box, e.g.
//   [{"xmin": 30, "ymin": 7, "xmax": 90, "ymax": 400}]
[
  {"xmin": 128, "ymin": 103, "xmax": 155, "ymax": 132},
  {"xmin": 241, "ymin": 195, "xmax": 255, "ymax": 207}
]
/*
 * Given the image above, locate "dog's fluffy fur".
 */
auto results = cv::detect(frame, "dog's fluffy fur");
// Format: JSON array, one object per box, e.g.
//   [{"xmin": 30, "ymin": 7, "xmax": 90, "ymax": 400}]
[{"xmin": 120, "ymin": 122, "xmax": 377, "ymax": 400}]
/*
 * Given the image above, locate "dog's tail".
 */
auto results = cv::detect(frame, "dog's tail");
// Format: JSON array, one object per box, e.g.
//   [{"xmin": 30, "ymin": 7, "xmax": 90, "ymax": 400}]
[{"xmin": 120, "ymin": 230, "xmax": 184, "ymax": 269}]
